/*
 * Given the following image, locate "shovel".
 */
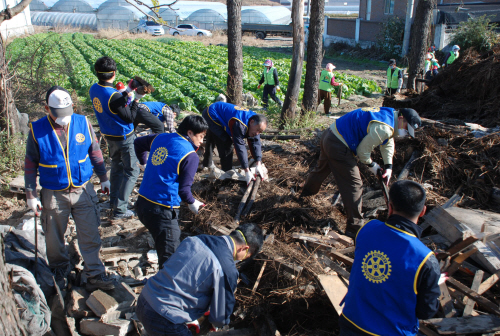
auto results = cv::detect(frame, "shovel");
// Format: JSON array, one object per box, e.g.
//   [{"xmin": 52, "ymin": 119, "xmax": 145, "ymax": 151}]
[{"xmin": 377, "ymin": 169, "xmax": 390, "ymax": 208}]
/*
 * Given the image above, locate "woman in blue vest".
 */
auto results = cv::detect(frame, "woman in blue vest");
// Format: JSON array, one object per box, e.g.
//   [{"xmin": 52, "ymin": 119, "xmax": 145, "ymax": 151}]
[
  {"xmin": 340, "ymin": 180, "xmax": 440, "ymax": 335},
  {"xmin": 257, "ymin": 59, "xmax": 283, "ymax": 109},
  {"xmin": 134, "ymin": 115, "xmax": 208, "ymax": 268}
]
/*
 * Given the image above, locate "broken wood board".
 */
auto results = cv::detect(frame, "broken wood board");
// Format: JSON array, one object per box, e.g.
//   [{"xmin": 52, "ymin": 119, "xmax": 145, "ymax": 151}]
[
  {"xmin": 439, "ymin": 283, "xmax": 457, "ymax": 317},
  {"xmin": 318, "ymin": 274, "xmax": 349, "ymax": 316},
  {"xmin": 446, "ymin": 277, "xmax": 500, "ymax": 316},
  {"xmin": 327, "ymin": 251, "xmax": 354, "ymax": 266},
  {"xmin": 325, "ymin": 231, "xmax": 354, "ymax": 246},
  {"xmin": 446, "ymin": 207, "xmax": 500, "ymax": 236},
  {"xmin": 292, "ymin": 233, "xmax": 342, "ymax": 247},
  {"xmin": 478, "ymin": 269, "xmax": 500, "ymax": 295},
  {"xmin": 421, "ymin": 315, "xmax": 500, "ymax": 334},
  {"xmin": 463, "ymin": 270, "xmax": 484, "ymax": 316}
]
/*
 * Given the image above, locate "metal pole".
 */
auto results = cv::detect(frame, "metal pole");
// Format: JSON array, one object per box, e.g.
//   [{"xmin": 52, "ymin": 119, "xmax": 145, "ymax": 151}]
[
  {"xmin": 34, "ymin": 214, "xmax": 38, "ymax": 282},
  {"xmin": 401, "ymin": 0, "xmax": 415, "ymax": 56}
]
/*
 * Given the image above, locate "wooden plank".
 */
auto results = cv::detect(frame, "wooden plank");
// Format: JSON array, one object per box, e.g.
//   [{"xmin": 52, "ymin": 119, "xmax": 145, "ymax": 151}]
[
  {"xmin": 421, "ymin": 234, "xmax": 451, "ymax": 247},
  {"xmin": 439, "ymin": 283, "xmax": 457, "ymax": 318},
  {"xmin": 419, "ymin": 325, "xmax": 440, "ymax": 336},
  {"xmin": 478, "ymin": 269, "xmax": 500, "ymax": 295},
  {"xmin": 292, "ymin": 233, "xmax": 340, "ymax": 246},
  {"xmin": 421, "ymin": 315, "xmax": 500, "ymax": 334},
  {"xmin": 101, "ymin": 246, "xmax": 129, "ymax": 255},
  {"xmin": 328, "ymin": 251, "xmax": 354, "ymax": 266},
  {"xmin": 445, "ymin": 248, "xmax": 479, "ymax": 276},
  {"xmin": 318, "ymin": 274, "xmax": 349, "ymax": 316},
  {"xmin": 252, "ymin": 261, "xmax": 267, "ymax": 295},
  {"xmin": 463, "ymin": 270, "xmax": 484, "ymax": 316},
  {"xmin": 447, "ymin": 277, "xmax": 500, "ymax": 316},
  {"xmin": 326, "ymin": 231, "xmax": 354, "ymax": 246},
  {"xmin": 337, "ymin": 246, "xmax": 355, "ymax": 254}
]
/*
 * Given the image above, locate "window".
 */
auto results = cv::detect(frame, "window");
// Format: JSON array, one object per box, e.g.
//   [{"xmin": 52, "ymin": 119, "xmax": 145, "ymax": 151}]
[{"xmin": 384, "ymin": 0, "xmax": 394, "ymax": 14}]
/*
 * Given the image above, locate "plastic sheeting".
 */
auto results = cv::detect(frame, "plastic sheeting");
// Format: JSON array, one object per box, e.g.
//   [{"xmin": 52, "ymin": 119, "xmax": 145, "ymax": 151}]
[
  {"xmin": 50, "ymin": 0, "xmax": 95, "ymax": 13},
  {"xmin": 150, "ymin": 1, "xmax": 226, "ymax": 22},
  {"xmin": 31, "ymin": 11, "xmax": 97, "ymax": 29},
  {"xmin": 97, "ymin": 0, "xmax": 145, "ymax": 30},
  {"xmin": 29, "ymin": 0, "xmax": 59, "ymax": 11},
  {"xmin": 241, "ymin": 6, "xmax": 291, "ymax": 25}
]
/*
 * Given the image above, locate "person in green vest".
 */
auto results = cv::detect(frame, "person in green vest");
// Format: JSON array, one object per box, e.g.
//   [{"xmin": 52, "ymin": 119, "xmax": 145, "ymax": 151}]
[
  {"xmin": 425, "ymin": 53, "xmax": 440, "ymax": 81},
  {"xmin": 257, "ymin": 59, "xmax": 282, "ymax": 109},
  {"xmin": 386, "ymin": 59, "xmax": 403, "ymax": 96},
  {"xmin": 318, "ymin": 63, "xmax": 341, "ymax": 115},
  {"xmin": 443, "ymin": 45, "xmax": 460, "ymax": 67}
]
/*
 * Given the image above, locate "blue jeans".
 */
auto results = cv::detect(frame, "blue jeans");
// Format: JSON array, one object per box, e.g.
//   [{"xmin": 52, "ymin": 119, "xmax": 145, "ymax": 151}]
[
  {"xmin": 107, "ymin": 134, "xmax": 139, "ymax": 215},
  {"xmin": 136, "ymin": 294, "xmax": 191, "ymax": 336}
]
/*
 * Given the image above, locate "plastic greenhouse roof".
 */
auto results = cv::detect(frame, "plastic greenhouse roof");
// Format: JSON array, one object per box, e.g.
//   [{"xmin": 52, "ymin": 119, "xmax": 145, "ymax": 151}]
[
  {"xmin": 151, "ymin": 1, "xmax": 226, "ymax": 20},
  {"xmin": 50, "ymin": 0, "xmax": 96, "ymax": 12},
  {"xmin": 31, "ymin": 11, "xmax": 97, "ymax": 28},
  {"xmin": 241, "ymin": 6, "xmax": 291, "ymax": 24},
  {"xmin": 29, "ymin": 0, "xmax": 59, "ymax": 10}
]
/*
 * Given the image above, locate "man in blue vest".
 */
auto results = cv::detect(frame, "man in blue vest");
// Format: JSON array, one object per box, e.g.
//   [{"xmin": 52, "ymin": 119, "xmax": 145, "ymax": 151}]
[
  {"xmin": 136, "ymin": 223, "xmax": 264, "ymax": 336},
  {"xmin": 134, "ymin": 115, "xmax": 208, "ymax": 267},
  {"xmin": 386, "ymin": 59, "xmax": 403, "ymax": 96},
  {"xmin": 301, "ymin": 107, "xmax": 422, "ymax": 237},
  {"xmin": 90, "ymin": 57, "xmax": 147, "ymax": 218},
  {"xmin": 25, "ymin": 86, "xmax": 114, "ymax": 292},
  {"xmin": 257, "ymin": 59, "xmax": 283, "ymax": 109},
  {"xmin": 340, "ymin": 180, "xmax": 440, "ymax": 335},
  {"xmin": 201, "ymin": 102, "xmax": 268, "ymax": 185}
]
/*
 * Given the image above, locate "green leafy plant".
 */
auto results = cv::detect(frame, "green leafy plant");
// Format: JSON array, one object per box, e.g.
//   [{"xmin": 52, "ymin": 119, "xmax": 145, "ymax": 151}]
[
  {"xmin": 451, "ymin": 15, "xmax": 499, "ymax": 52},
  {"xmin": 376, "ymin": 16, "xmax": 405, "ymax": 59},
  {"xmin": 0, "ymin": 131, "xmax": 25, "ymax": 177}
]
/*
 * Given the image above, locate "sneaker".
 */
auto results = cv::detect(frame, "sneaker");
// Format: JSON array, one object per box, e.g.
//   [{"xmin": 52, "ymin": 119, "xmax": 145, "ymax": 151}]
[
  {"xmin": 113, "ymin": 209, "xmax": 136, "ymax": 219},
  {"xmin": 52, "ymin": 266, "xmax": 69, "ymax": 290},
  {"xmin": 86, "ymin": 273, "xmax": 115, "ymax": 292}
]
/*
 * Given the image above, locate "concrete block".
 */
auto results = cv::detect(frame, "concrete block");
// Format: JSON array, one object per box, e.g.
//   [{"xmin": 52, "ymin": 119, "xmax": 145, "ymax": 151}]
[
  {"xmin": 80, "ymin": 318, "xmax": 132, "ymax": 336},
  {"xmin": 68, "ymin": 287, "xmax": 95, "ymax": 318},
  {"xmin": 100, "ymin": 309, "xmax": 121, "ymax": 323},
  {"xmin": 86, "ymin": 290, "xmax": 119, "ymax": 317}
]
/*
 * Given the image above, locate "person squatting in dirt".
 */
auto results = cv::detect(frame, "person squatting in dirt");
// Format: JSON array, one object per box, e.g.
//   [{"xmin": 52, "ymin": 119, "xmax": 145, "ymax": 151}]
[
  {"xmin": 202, "ymin": 101, "xmax": 269, "ymax": 185},
  {"xmin": 136, "ymin": 223, "xmax": 264, "ymax": 336},
  {"xmin": 425, "ymin": 53, "xmax": 440, "ymax": 82},
  {"xmin": 136, "ymin": 101, "xmax": 178, "ymax": 134},
  {"xmin": 25, "ymin": 86, "xmax": 114, "ymax": 292},
  {"xmin": 386, "ymin": 59, "xmax": 403, "ymax": 95},
  {"xmin": 443, "ymin": 45, "xmax": 460, "ymax": 67},
  {"xmin": 300, "ymin": 107, "xmax": 422, "ymax": 237},
  {"xmin": 257, "ymin": 59, "xmax": 283, "ymax": 109},
  {"xmin": 318, "ymin": 63, "xmax": 342, "ymax": 115},
  {"xmin": 134, "ymin": 115, "xmax": 208, "ymax": 268},
  {"xmin": 339, "ymin": 180, "xmax": 440, "ymax": 335}
]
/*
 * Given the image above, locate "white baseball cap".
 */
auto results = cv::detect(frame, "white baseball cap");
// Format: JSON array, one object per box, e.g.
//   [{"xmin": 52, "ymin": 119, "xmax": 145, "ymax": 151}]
[{"xmin": 46, "ymin": 86, "xmax": 73, "ymax": 117}]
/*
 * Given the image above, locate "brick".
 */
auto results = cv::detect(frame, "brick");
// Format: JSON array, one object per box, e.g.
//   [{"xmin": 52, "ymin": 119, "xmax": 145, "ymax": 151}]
[
  {"xmin": 80, "ymin": 318, "xmax": 132, "ymax": 336},
  {"xmin": 68, "ymin": 287, "xmax": 95, "ymax": 318},
  {"xmin": 86, "ymin": 290, "xmax": 119, "ymax": 317}
]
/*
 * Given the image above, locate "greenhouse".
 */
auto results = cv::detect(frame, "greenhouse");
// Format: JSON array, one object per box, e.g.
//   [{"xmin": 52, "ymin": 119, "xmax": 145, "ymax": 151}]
[
  {"xmin": 29, "ymin": 0, "xmax": 59, "ymax": 11},
  {"xmin": 241, "ymin": 6, "xmax": 291, "ymax": 25},
  {"xmin": 49, "ymin": 0, "xmax": 99, "ymax": 13},
  {"xmin": 148, "ymin": 1, "xmax": 225, "ymax": 25},
  {"xmin": 97, "ymin": 0, "xmax": 145, "ymax": 30},
  {"xmin": 31, "ymin": 11, "xmax": 97, "ymax": 29}
]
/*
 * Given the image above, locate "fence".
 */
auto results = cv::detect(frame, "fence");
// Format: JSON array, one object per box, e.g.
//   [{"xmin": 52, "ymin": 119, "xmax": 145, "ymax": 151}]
[{"xmin": 324, "ymin": 17, "xmax": 383, "ymax": 47}]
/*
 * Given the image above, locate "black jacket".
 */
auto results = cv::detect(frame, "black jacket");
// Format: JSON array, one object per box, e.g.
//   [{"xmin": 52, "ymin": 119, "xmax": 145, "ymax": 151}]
[{"xmin": 99, "ymin": 81, "xmax": 138, "ymax": 124}]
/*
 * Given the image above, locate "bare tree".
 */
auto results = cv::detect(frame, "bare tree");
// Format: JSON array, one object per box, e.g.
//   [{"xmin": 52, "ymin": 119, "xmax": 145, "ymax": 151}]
[
  {"xmin": 301, "ymin": 0, "xmax": 324, "ymax": 114},
  {"xmin": 406, "ymin": 0, "xmax": 437, "ymax": 90},
  {"xmin": 226, "ymin": 0, "xmax": 243, "ymax": 105},
  {"xmin": 280, "ymin": 0, "xmax": 305, "ymax": 125}
]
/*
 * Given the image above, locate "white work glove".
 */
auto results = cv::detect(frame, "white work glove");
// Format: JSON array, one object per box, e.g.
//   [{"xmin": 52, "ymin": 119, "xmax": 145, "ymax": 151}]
[
  {"xmin": 368, "ymin": 162, "xmax": 381, "ymax": 176},
  {"xmin": 245, "ymin": 170, "xmax": 255, "ymax": 186},
  {"xmin": 382, "ymin": 168, "xmax": 392, "ymax": 186},
  {"xmin": 135, "ymin": 93, "xmax": 145, "ymax": 101},
  {"xmin": 210, "ymin": 324, "xmax": 219, "ymax": 332},
  {"xmin": 101, "ymin": 180, "xmax": 110, "ymax": 195},
  {"xmin": 255, "ymin": 161, "xmax": 268, "ymax": 181},
  {"xmin": 186, "ymin": 320, "xmax": 200, "ymax": 334},
  {"xmin": 188, "ymin": 199, "xmax": 205, "ymax": 215},
  {"xmin": 27, "ymin": 197, "xmax": 42, "ymax": 216}
]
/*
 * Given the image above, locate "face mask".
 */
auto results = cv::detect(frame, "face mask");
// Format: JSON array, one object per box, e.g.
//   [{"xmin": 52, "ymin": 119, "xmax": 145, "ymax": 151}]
[
  {"xmin": 397, "ymin": 129, "xmax": 408, "ymax": 138},
  {"xmin": 55, "ymin": 116, "xmax": 71, "ymax": 126}
]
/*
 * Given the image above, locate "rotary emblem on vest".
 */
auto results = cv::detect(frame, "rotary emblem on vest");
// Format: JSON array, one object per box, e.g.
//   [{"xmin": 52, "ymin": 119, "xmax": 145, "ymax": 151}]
[
  {"xmin": 152, "ymin": 147, "xmax": 168, "ymax": 166},
  {"xmin": 93, "ymin": 97, "xmax": 103, "ymax": 113},
  {"xmin": 76, "ymin": 133, "xmax": 85, "ymax": 143},
  {"xmin": 362, "ymin": 250, "xmax": 392, "ymax": 284},
  {"xmin": 361, "ymin": 107, "xmax": 380, "ymax": 112}
]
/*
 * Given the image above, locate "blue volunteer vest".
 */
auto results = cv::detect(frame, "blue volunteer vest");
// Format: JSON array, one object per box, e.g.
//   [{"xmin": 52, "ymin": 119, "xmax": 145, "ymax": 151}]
[
  {"xmin": 30, "ymin": 114, "xmax": 93, "ymax": 191},
  {"xmin": 141, "ymin": 101, "xmax": 167, "ymax": 122},
  {"xmin": 208, "ymin": 102, "xmax": 256, "ymax": 137},
  {"xmin": 335, "ymin": 107, "xmax": 395, "ymax": 154},
  {"xmin": 342, "ymin": 220, "xmax": 434, "ymax": 336},
  {"xmin": 138, "ymin": 133, "xmax": 195, "ymax": 208},
  {"xmin": 89, "ymin": 83, "xmax": 134, "ymax": 138}
]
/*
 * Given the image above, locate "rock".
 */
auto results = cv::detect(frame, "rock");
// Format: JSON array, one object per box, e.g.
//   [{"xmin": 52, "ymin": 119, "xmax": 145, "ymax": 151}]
[
  {"xmin": 67, "ymin": 287, "xmax": 95, "ymax": 319},
  {"xmin": 215, "ymin": 94, "xmax": 227, "ymax": 103},
  {"xmin": 17, "ymin": 112, "xmax": 29, "ymax": 136},
  {"xmin": 80, "ymin": 318, "xmax": 132, "ymax": 336},
  {"xmin": 86, "ymin": 290, "xmax": 119, "ymax": 317},
  {"xmin": 242, "ymin": 92, "xmax": 258, "ymax": 107}
]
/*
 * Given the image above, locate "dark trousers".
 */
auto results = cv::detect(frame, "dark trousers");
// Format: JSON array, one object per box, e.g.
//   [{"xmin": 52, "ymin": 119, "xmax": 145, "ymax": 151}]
[
  {"xmin": 302, "ymin": 128, "xmax": 363, "ymax": 226},
  {"xmin": 202, "ymin": 108, "xmax": 234, "ymax": 171},
  {"xmin": 318, "ymin": 89, "xmax": 332, "ymax": 114},
  {"xmin": 136, "ymin": 196, "xmax": 180, "ymax": 268},
  {"xmin": 262, "ymin": 84, "xmax": 282, "ymax": 108},
  {"xmin": 134, "ymin": 106, "xmax": 165, "ymax": 134},
  {"xmin": 387, "ymin": 87, "xmax": 398, "ymax": 95},
  {"xmin": 136, "ymin": 294, "xmax": 191, "ymax": 336}
]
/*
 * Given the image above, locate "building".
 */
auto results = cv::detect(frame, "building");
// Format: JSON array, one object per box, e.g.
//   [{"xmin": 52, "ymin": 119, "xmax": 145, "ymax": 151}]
[{"xmin": 1, "ymin": 0, "xmax": 33, "ymax": 39}]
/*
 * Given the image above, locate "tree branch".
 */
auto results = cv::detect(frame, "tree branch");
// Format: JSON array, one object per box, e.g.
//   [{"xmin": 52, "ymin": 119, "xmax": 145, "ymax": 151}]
[
  {"xmin": 124, "ymin": 0, "xmax": 178, "ymax": 26},
  {"xmin": 0, "ymin": 0, "xmax": 32, "ymax": 25}
]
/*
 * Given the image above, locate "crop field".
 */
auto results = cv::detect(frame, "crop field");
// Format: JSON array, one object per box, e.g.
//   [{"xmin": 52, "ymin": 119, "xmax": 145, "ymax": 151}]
[{"xmin": 8, "ymin": 32, "xmax": 381, "ymax": 112}]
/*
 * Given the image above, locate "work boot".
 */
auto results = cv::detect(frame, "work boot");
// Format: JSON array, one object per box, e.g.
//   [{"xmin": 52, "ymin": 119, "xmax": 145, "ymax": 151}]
[
  {"xmin": 345, "ymin": 220, "xmax": 364, "ymax": 239},
  {"xmin": 52, "ymin": 266, "xmax": 69, "ymax": 290},
  {"xmin": 113, "ymin": 209, "xmax": 136, "ymax": 219},
  {"xmin": 86, "ymin": 273, "xmax": 115, "ymax": 292}
]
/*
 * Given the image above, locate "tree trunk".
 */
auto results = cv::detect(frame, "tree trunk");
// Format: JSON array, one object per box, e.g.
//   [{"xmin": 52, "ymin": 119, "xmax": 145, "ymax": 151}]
[
  {"xmin": 226, "ymin": 0, "xmax": 243, "ymax": 105},
  {"xmin": 0, "ymin": 238, "xmax": 27, "ymax": 335},
  {"xmin": 0, "ymin": 35, "xmax": 20, "ymax": 137},
  {"xmin": 280, "ymin": 0, "xmax": 304, "ymax": 126},
  {"xmin": 301, "ymin": 0, "xmax": 324, "ymax": 114},
  {"xmin": 406, "ymin": 0, "xmax": 437, "ymax": 90}
]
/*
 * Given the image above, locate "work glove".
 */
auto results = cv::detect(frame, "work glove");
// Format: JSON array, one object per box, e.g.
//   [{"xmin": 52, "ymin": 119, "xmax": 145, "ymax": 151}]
[
  {"xmin": 210, "ymin": 324, "xmax": 218, "ymax": 332},
  {"xmin": 255, "ymin": 161, "xmax": 268, "ymax": 181},
  {"xmin": 139, "ymin": 164, "xmax": 146, "ymax": 172},
  {"xmin": 101, "ymin": 180, "xmax": 111, "ymax": 195},
  {"xmin": 257, "ymin": 84, "xmax": 261, "ymax": 89},
  {"xmin": 367, "ymin": 162, "xmax": 381, "ymax": 176},
  {"xmin": 245, "ymin": 170, "xmax": 255, "ymax": 186},
  {"xmin": 135, "ymin": 93, "xmax": 145, "ymax": 101},
  {"xmin": 276, "ymin": 86, "xmax": 281, "ymax": 91},
  {"xmin": 188, "ymin": 199, "xmax": 205, "ymax": 215},
  {"xmin": 186, "ymin": 320, "xmax": 201, "ymax": 334},
  {"xmin": 382, "ymin": 168, "xmax": 392, "ymax": 186},
  {"xmin": 27, "ymin": 197, "xmax": 42, "ymax": 216}
]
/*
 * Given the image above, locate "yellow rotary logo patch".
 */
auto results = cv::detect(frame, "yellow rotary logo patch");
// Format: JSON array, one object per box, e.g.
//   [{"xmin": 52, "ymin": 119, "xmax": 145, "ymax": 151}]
[
  {"xmin": 93, "ymin": 97, "xmax": 103, "ymax": 113},
  {"xmin": 361, "ymin": 107, "xmax": 381, "ymax": 112},
  {"xmin": 151, "ymin": 147, "xmax": 168, "ymax": 166},
  {"xmin": 75, "ymin": 133, "xmax": 85, "ymax": 143},
  {"xmin": 362, "ymin": 250, "xmax": 392, "ymax": 284}
]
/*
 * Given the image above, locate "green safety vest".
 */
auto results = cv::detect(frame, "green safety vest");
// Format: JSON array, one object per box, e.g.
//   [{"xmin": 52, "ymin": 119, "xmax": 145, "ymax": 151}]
[
  {"xmin": 447, "ymin": 51, "xmax": 458, "ymax": 65},
  {"xmin": 262, "ymin": 67, "xmax": 276, "ymax": 85},
  {"xmin": 425, "ymin": 60, "xmax": 430, "ymax": 71},
  {"xmin": 319, "ymin": 70, "xmax": 334, "ymax": 92},
  {"xmin": 387, "ymin": 67, "xmax": 400, "ymax": 89}
]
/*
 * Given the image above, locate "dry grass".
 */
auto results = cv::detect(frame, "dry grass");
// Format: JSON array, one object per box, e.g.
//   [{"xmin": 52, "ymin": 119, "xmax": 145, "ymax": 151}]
[
  {"xmin": 96, "ymin": 28, "xmax": 157, "ymax": 40},
  {"xmin": 180, "ymin": 0, "xmax": 284, "ymax": 5},
  {"xmin": 170, "ymin": 30, "xmax": 293, "ymax": 47}
]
